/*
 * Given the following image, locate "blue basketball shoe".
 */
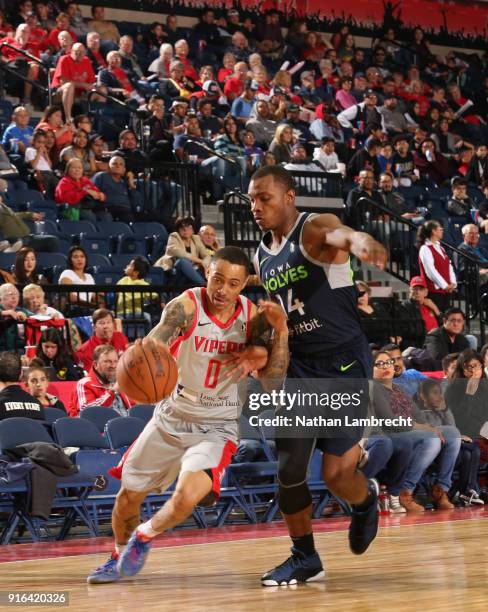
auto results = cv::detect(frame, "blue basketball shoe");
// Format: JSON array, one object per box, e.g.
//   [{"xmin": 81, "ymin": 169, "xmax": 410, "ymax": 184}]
[
  {"xmin": 349, "ymin": 478, "xmax": 380, "ymax": 555},
  {"xmin": 87, "ymin": 553, "xmax": 121, "ymax": 584},
  {"xmin": 261, "ymin": 547, "xmax": 325, "ymax": 586},
  {"xmin": 117, "ymin": 530, "xmax": 152, "ymax": 577}
]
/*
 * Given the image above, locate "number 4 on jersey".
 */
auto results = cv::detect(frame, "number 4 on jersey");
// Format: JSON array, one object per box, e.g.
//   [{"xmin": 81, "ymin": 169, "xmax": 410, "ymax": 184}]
[{"xmin": 277, "ymin": 288, "xmax": 305, "ymax": 316}]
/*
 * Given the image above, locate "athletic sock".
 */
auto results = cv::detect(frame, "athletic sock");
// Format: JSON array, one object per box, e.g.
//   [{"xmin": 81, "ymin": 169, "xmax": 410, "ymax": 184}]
[
  {"xmin": 352, "ymin": 485, "xmax": 376, "ymax": 512},
  {"xmin": 291, "ymin": 533, "xmax": 316, "ymax": 556},
  {"xmin": 114, "ymin": 544, "xmax": 125, "ymax": 557},
  {"xmin": 137, "ymin": 519, "xmax": 159, "ymax": 541}
]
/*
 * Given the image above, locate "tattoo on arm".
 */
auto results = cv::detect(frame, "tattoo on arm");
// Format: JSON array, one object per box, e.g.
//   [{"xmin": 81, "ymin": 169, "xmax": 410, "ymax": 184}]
[
  {"xmin": 248, "ymin": 312, "xmax": 272, "ymax": 347},
  {"xmin": 258, "ymin": 331, "xmax": 289, "ymax": 392},
  {"xmin": 148, "ymin": 299, "xmax": 194, "ymax": 346}
]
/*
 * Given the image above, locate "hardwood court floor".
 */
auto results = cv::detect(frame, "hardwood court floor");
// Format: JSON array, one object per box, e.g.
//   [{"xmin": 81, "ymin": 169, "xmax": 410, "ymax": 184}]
[{"xmin": 1, "ymin": 509, "xmax": 487, "ymax": 612}]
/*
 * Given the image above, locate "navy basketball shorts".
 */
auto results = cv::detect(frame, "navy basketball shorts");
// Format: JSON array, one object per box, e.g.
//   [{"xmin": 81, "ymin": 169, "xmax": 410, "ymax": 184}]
[{"xmin": 279, "ymin": 335, "xmax": 372, "ymax": 458}]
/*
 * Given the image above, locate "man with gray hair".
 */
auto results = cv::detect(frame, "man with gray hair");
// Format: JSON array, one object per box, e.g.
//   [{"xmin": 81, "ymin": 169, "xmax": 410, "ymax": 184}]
[
  {"xmin": 51, "ymin": 42, "xmax": 96, "ymax": 122},
  {"xmin": 457, "ymin": 223, "xmax": 488, "ymax": 288},
  {"xmin": 0, "ymin": 283, "xmax": 30, "ymax": 352},
  {"xmin": 92, "ymin": 156, "xmax": 137, "ymax": 223}
]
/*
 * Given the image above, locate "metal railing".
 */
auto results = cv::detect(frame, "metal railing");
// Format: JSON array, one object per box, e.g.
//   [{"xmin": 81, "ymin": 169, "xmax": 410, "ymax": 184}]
[{"xmin": 357, "ymin": 196, "xmax": 484, "ymax": 337}]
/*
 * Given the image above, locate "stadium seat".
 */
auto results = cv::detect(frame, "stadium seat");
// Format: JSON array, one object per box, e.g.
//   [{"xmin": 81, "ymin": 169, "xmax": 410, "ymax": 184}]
[
  {"xmin": 80, "ymin": 406, "xmax": 120, "ymax": 433},
  {"xmin": 150, "ymin": 233, "xmax": 169, "ymax": 262},
  {"xmin": 129, "ymin": 403, "xmax": 155, "ymax": 424},
  {"xmin": 0, "ymin": 253, "xmax": 16, "ymax": 271},
  {"xmin": 43, "ymin": 407, "xmax": 67, "ymax": 423},
  {"xmin": 110, "ymin": 253, "xmax": 135, "ymax": 268},
  {"xmin": 97, "ymin": 221, "xmax": 132, "ymax": 237},
  {"xmin": 145, "ymin": 267, "xmax": 166, "ymax": 285},
  {"xmin": 79, "ymin": 234, "xmax": 110, "ymax": 256},
  {"xmin": 6, "ymin": 189, "xmax": 45, "ymax": 207},
  {"xmin": 94, "ymin": 269, "xmax": 123, "ymax": 285},
  {"xmin": 30, "ymin": 219, "xmax": 59, "ymax": 235},
  {"xmin": 0, "ymin": 99, "xmax": 13, "ymax": 126},
  {"xmin": 58, "ymin": 220, "xmax": 97, "ymax": 237},
  {"xmin": 52, "ymin": 417, "xmax": 109, "ymax": 450},
  {"xmin": 104, "ymin": 416, "xmax": 146, "ymax": 451},
  {"xmin": 0, "ymin": 417, "xmax": 54, "ymax": 450},
  {"xmin": 131, "ymin": 222, "xmax": 168, "ymax": 238},
  {"xmin": 36, "ymin": 252, "xmax": 68, "ymax": 270},
  {"xmin": 87, "ymin": 253, "xmax": 112, "ymax": 269},
  {"xmin": 116, "ymin": 233, "xmax": 148, "ymax": 255}
]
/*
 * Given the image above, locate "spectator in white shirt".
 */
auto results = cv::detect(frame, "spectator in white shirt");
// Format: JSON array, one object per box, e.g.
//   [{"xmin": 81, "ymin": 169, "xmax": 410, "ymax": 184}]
[{"xmin": 313, "ymin": 137, "xmax": 342, "ymax": 172}]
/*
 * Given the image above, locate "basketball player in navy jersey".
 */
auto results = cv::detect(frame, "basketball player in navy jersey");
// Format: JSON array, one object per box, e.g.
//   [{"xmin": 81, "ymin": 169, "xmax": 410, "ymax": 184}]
[
  {"xmin": 250, "ymin": 166, "xmax": 387, "ymax": 586},
  {"xmin": 87, "ymin": 247, "xmax": 289, "ymax": 584}
]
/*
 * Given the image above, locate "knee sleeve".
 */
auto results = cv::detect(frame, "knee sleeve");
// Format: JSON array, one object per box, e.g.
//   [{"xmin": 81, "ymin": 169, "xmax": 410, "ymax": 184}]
[{"xmin": 279, "ymin": 481, "xmax": 312, "ymax": 515}]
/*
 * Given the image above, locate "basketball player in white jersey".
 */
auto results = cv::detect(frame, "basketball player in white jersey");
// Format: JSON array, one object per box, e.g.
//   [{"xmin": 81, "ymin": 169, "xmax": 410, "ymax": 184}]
[{"xmin": 87, "ymin": 246, "xmax": 289, "ymax": 584}]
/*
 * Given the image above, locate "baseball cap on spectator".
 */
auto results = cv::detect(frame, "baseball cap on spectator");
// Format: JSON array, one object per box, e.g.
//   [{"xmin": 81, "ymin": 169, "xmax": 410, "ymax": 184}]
[
  {"xmin": 364, "ymin": 89, "xmax": 377, "ymax": 97},
  {"xmin": 287, "ymin": 103, "xmax": 300, "ymax": 112},
  {"xmin": 270, "ymin": 85, "xmax": 286, "ymax": 97},
  {"xmin": 170, "ymin": 99, "xmax": 189, "ymax": 110},
  {"xmin": 410, "ymin": 276, "xmax": 427, "ymax": 288},
  {"xmin": 202, "ymin": 80, "xmax": 220, "ymax": 96},
  {"xmin": 292, "ymin": 143, "xmax": 306, "ymax": 153},
  {"xmin": 300, "ymin": 71, "xmax": 314, "ymax": 80},
  {"xmin": 245, "ymin": 79, "xmax": 259, "ymax": 91},
  {"xmin": 451, "ymin": 176, "xmax": 467, "ymax": 187},
  {"xmin": 227, "ymin": 9, "xmax": 239, "ymax": 17}
]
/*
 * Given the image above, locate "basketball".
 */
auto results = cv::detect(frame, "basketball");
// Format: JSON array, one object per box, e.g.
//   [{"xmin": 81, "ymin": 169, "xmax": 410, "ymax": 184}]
[{"xmin": 116, "ymin": 338, "xmax": 178, "ymax": 404}]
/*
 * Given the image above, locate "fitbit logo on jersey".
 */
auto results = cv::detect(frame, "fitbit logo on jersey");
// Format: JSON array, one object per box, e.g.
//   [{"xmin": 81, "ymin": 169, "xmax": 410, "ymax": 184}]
[
  {"xmin": 248, "ymin": 390, "xmax": 362, "ymax": 411},
  {"xmin": 262, "ymin": 264, "xmax": 308, "ymax": 293}
]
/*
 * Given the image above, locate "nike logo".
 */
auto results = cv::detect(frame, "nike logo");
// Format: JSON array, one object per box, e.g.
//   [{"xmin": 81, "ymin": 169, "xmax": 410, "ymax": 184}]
[
  {"xmin": 340, "ymin": 361, "xmax": 357, "ymax": 373},
  {"xmin": 198, "ymin": 322, "xmax": 211, "ymax": 326}
]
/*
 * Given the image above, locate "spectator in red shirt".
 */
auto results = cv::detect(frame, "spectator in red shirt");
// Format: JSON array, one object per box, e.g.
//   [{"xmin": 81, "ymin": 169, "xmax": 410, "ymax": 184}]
[
  {"xmin": 70, "ymin": 344, "xmax": 133, "ymax": 416},
  {"xmin": 174, "ymin": 39, "xmax": 199, "ymax": 83},
  {"xmin": 0, "ymin": 23, "xmax": 41, "ymax": 104},
  {"xmin": 223, "ymin": 61, "xmax": 248, "ymax": 103},
  {"xmin": 97, "ymin": 50, "xmax": 145, "ymax": 105},
  {"xmin": 52, "ymin": 43, "xmax": 96, "ymax": 122},
  {"xmin": 46, "ymin": 12, "xmax": 77, "ymax": 52},
  {"xmin": 55, "ymin": 158, "xmax": 111, "ymax": 223},
  {"xmin": 25, "ymin": 11, "xmax": 47, "ymax": 50},
  {"xmin": 76, "ymin": 308, "xmax": 129, "ymax": 372},
  {"xmin": 218, "ymin": 52, "xmax": 236, "ymax": 84},
  {"xmin": 400, "ymin": 276, "xmax": 441, "ymax": 348}
]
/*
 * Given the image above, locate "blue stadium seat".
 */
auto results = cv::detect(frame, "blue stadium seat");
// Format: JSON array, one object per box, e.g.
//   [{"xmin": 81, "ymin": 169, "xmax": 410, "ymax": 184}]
[
  {"xmin": 110, "ymin": 254, "xmax": 135, "ymax": 268},
  {"xmin": 129, "ymin": 404, "xmax": 155, "ymax": 424},
  {"xmin": 43, "ymin": 407, "xmax": 67, "ymax": 423},
  {"xmin": 116, "ymin": 233, "xmax": 148, "ymax": 255},
  {"xmin": 0, "ymin": 253, "xmax": 16, "ymax": 271},
  {"xmin": 94, "ymin": 268, "xmax": 123, "ymax": 285},
  {"xmin": 80, "ymin": 406, "xmax": 120, "ymax": 433},
  {"xmin": 30, "ymin": 219, "xmax": 60, "ymax": 235},
  {"xmin": 131, "ymin": 222, "xmax": 168, "ymax": 238},
  {"xmin": 58, "ymin": 220, "xmax": 97, "ymax": 236},
  {"xmin": 0, "ymin": 99, "xmax": 13, "ymax": 126},
  {"xmin": 150, "ymin": 233, "xmax": 168, "ymax": 262},
  {"xmin": 97, "ymin": 221, "xmax": 132, "ymax": 237},
  {"xmin": 146, "ymin": 267, "xmax": 166, "ymax": 285},
  {"xmin": 87, "ymin": 253, "xmax": 112, "ymax": 269},
  {"xmin": 104, "ymin": 416, "xmax": 146, "ymax": 451},
  {"xmin": 80, "ymin": 234, "xmax": 110, "ymax": 256},
  {"xmin": 446, "ymin": 217, "xmax": 466, "ymax": 246},
  {"xmin": 53, "ymin": 417, "xmax": 109, "ymax": 449},
  {"xmin": 0, "ymin": 417, "xmax": 54, "ymax": 450},
  {"xmin": 36, "ymin": 252, "xmax": 68, "ymax": 270},
  {"xmin": 6, "ymin": 189, "xmax": 45, "ymax": 206}
]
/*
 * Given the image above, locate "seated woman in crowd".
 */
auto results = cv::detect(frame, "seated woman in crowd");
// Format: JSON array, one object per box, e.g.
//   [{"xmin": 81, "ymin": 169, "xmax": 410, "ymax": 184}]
[
  {"xmin": 372, "ymin": 349, "xmax": 460, "ymax": 512},
  {"xmin": 268, "ymin": 124, "xmax": 293, "ymax": 164},
  {"xmin": 155, "ymin": 216, "xmax": 210, "ymax": 286},
  {"xmin": 36, "ymin": 105, "xmax": 73, "ymax": 152},
  {"xmin": 417, "ymin": 378, "xmax": 483, "ymax": 506},
  {"xmin": 13, "ymin": 247, "xmax": 44, "ymax": 287},
  {"xmin": 356, "ymin": 280, "xmax": 400, "ymax": 347},
  {"xmin": 445, "ymin": 349, "xmax": 488, "ymax": 441},
  {"xmin": 24, "ymin": 364, "xmax": 66, "ymax": 412},
  {"xmin": 55, "ymin": 158, "xmax": 112, "ymax": 222},
  {"xmin": 59, "ymin": 129, "xmax": 97, "ymax": 176},
  {"xmin": 214, "ymin": 116, "xmax": 248, "ymax": 190},
  {"xmin": 59, "ymin": 246, "xmax": 99, "ymax": 316},
  {"xmin": 22, "ymin": 284, "xmax": 64, "ymax": 320},
  {"xmin": 0, "ymin": 283, "xmax": 31, "ymax": 351},
  {"xmin": 33, "ymin": 328, "xmax": 83, "ymax": 381}
]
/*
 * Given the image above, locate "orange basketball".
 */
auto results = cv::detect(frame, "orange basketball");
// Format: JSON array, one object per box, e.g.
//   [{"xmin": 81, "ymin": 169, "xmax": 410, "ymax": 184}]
[{"xmin": 116, "ymin": 338, "xmax": 178, "ymax": 404}]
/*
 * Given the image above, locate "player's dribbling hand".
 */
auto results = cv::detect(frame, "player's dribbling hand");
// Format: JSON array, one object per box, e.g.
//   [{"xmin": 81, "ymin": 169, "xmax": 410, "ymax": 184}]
[
  {"xmin": 257, "ymin": 300, "xmax": 288, "ymax": 333},
  {"xmin": 221, "ymin": 346, "xmax": 269, "ymax": 382},
  {"xmin": 351, "ymin": 234, "xmax": 387, "ymax": 270}
]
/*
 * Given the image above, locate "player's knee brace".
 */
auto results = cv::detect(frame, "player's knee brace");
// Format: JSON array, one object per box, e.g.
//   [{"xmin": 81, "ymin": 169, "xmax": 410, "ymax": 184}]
[{"xmin": 278, "ymin": 481, "xmax": 312, "ymax": 515}]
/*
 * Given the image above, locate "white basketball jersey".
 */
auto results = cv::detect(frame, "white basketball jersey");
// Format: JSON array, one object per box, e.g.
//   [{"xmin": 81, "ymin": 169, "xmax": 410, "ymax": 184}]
[{"xmin": 163, "ymin": 287, "xmax": 253, "ymax": 422}]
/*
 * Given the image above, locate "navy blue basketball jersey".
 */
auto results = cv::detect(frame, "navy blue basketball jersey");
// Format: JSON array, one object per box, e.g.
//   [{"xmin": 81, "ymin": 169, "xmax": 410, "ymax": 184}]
[{"xmin": 255, "ymin": 212, "xmax": 364, "ymax": 355}]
